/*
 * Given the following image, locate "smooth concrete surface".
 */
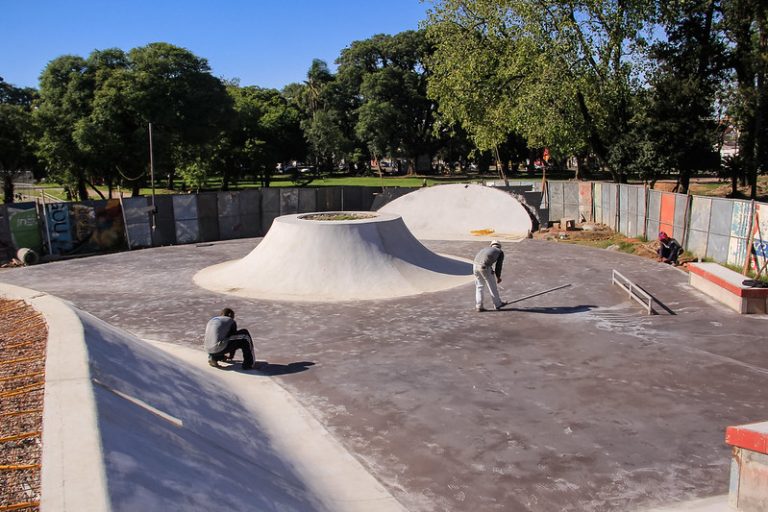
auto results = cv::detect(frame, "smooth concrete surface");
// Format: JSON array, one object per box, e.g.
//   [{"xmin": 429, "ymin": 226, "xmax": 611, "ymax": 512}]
[
  {"xmin": 379, "ymin": 184, "xmax": 533, "ymax": 240},
  {"xmin": 1, "ymin": 283, "xmax": 405, "ymax": 512},
  {"xmin": 2, "ymin": 239, "xmax": 767, "ymax": 511},
  {"xmin": 194, "ymin": 212, "xmax": 473, "ymax": 302}
]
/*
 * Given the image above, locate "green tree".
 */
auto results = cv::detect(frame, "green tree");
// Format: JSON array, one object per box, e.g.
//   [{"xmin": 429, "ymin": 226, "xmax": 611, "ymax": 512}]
[
  {"xmin": 722, "ymin": 0, "xmax": 768, "ymax": 198},
  {"xmin": 126, "ymin": 43, "xmax": 233, "ymax": 190},
  {"xmin": 337, "ymin": 30, "xmax": 439, "ymax": 174},
  {"xmin": 71, "ymin": 49, "xmax": 143, "ymax": 197},
  {"xmin": 639, "ymin": 0, "xmax": 727, "ymax": 193},
  {"xmin": 34, "ymin": 55, "xmax": 95, "ymax": 200},
  {"xmin": 0, "ymin": 78, "xmax": 39, "ymax": 203},
  {"xmin": 217, "ymin": 85, "xmax": 305, "ymax": 188},
  {"xmin": 425, "ymin": 0, "xmax": 656, "ymax": 182}
]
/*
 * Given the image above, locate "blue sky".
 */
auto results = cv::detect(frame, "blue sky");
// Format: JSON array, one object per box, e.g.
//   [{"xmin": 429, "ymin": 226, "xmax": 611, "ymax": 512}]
[{"xmin": 1, "ymin": 0, "xmax": 431, "ymax": 90}]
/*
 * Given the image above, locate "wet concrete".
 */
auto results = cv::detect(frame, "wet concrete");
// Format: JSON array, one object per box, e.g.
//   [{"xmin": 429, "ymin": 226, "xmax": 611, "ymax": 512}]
[{"xmin": 2, "ymin": 239, "xmax": 766, "ymax": 512}]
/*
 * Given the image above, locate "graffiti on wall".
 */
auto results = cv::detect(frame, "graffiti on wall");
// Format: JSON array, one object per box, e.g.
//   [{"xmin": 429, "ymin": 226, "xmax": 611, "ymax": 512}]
[
  {"xmin": 7, "ymin": 203, "xmax": 42, "ymax": 252},
  {"xmin": 45, "ymin": 199, "xmax": 126, "ymax": 255},
  {"xmin": 750, "ymin": 203, "xmax": 768, "ymax": 271}
]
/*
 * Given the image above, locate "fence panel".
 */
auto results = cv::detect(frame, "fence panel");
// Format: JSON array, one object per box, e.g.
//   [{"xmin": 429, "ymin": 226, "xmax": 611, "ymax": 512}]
[
  {"xmin": 687, "ymin": 197, "xmax": 712, "ymax": 257},
  {"xmin": 563, "ymin": 182, "xmax": 580, "ymax": 220},
  {"xmin": 604, "ymin": 183, "xmax": 619, "ymax": 230},
  {"xmin": 121, "ymin": 196, "xmax": 152, "ymax": 248},
  {"xmin": 340, "ymin": 187, "xmax": 364, "ymax": 210},
  {"xmin": 217, "ymin": 192, "xmax": 243, "ymax": 240},
  {"xmin": 750, "ymin": 202, "xmax": 768, "ymax": 272},
  {"xmin": 298, "ymin": 188, "xmax": 317, "ymax": 213},
  {"xmin": 6, "ymin": 202, "xmax": 43, "ymax": 253},
  {"xmin": 172, "ymin": 195, "xmax": 199, "ymax": 244},
  {"xmin": 316, "ymin": 187, "xmax": 342, "ymax": 212},
  {"xmin": 0, "ymin": 205, "xmax": 13, "ymax": 261},
  {"xmin": 706, "ymin": 198, "xmax": 734, "ymax": 263},
  {"xmin": 260, "ymin": 188, "xmax": 280, "ymax": 234},
  {"xmin": 593, "ymin": 183, "xmax": 603, "ymax": 224},
  {"xmin": 579, "ymin": 182, "xmax": 593, "ymax": 222},
  {"xmin": 152, "ymin": 195, "xmax": 177, "ymax": 246},
  {"xmin": 727, "ymin": 200, "xmax": 752, "ymax": 268},
  {"xmin": 44, "ymin": 202, "xmax": 73, "ymax": 255},
  {"xmin": 239, "ymin": 189, "xmax": 261, "ymax": 238},
  {"xmin": 548, "ymin": 182, "xmax": 565, "ymax": 221},
  {"xmin": 280, "ymin": 188, "xmax": 299, "ymax": 215},
  {"xmin": 618, "ymin": 185, "xmax": 645, "ymax": 238},
  {"xmin": 659, "ymin": 193, "xmax": 676, "ymax": 237},
  {"xmin": 645, "ymin": 190, "xmax": 662, "ymax": 242},
  {"xmin": 197, "ymin": 193, "xmax": 219, "ymax": 242}
]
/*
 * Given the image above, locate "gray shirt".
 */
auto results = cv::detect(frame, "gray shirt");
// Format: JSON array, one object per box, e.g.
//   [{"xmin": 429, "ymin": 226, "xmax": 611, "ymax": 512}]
[
  {"xmin": 204, "ymin": 315, "xmax": 236, "ymax": 354},
  {"xmin": 473, "ymin": 246, "xmax": 504, "ymax": 278}
]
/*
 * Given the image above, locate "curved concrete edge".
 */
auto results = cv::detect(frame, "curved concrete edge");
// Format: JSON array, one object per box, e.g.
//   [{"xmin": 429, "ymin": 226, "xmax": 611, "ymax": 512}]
[
  {"xmin": 0, "ymin": 282, "xmax": 406, "ymax": 512},
  {"xmin": 149, "ymin": 341, "xmax": 407, "ymax": 512},
  {"xmin": 378, "ymin": 183, "xmax": 533, "ymax": 241},
  {"xmin": 0, "ymin": 283, "xmax": 110, "ymax": 512},
  {"xmin": 195, "ymin": 212, "xmax": 474, "ymax": 302}
]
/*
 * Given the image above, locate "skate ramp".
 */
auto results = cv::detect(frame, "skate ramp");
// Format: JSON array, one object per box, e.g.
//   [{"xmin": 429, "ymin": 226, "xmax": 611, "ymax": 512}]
[
  {"xmin": 378, "ymin": 183, "xmax": 533, "ymax": 241},
  {"xmin": 194, "ymin": 212, "xmax": 473, "ymax": 302},
  {"xmin": 0, "ymin": 283, "xmax": 404, "ymax": 512}
]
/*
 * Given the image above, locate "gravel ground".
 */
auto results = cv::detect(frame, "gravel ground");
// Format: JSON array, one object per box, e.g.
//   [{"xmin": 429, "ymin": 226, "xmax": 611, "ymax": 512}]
[{"xmin": 0, "ymin": 299, "xmax": 47, "ymax": 512}]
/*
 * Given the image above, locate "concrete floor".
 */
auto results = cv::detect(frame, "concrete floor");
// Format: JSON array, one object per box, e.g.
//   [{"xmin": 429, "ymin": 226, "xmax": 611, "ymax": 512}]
[{"xmin": 2, "ymin": 238, "xmax": 766, "ymax": 512}]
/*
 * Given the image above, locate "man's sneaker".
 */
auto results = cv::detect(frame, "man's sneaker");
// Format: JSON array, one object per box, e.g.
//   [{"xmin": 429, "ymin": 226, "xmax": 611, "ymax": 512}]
[
  {"xmin": 495, "ymin": 301, "xmax": 508, "ymax": 311},
  {"xmin": 208, "ymin": 358, "xmax": 220, "ymax": 368},
  {"xmin": 476, "ymin": 306, "xmax": 487, "ymax": 312},
  {"xmin": 242, "ymin": 364, "xmax": 254, "ymax": 370}
]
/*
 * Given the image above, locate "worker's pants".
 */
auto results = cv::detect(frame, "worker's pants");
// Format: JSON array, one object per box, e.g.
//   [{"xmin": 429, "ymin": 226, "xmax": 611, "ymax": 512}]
[
  {"xmin": 474, "ymin": 266, "xmax": 502, "ymax": 309},
  {"xmin": 209, "ymin": 329, "xmax": 254, "ymax": 368}
]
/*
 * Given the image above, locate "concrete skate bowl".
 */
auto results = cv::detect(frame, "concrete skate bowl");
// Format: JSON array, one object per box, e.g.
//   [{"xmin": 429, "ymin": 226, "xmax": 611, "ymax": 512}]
[
  {"xmin": 378, "ymin": 183, "xmax": 533, "ymax": 241},
  {"xmin": 194, "ymin": 212, "xmax": 473, "ymax": 302}
]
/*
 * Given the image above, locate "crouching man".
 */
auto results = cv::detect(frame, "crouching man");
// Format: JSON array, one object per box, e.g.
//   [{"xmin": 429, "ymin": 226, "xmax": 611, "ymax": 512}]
[{"xmin": 204, "ymin": 307, "xmax": 256, "ymax": 370}]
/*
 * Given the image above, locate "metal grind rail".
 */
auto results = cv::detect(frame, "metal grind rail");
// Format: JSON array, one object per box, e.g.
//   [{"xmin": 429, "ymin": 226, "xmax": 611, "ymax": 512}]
[
  {"xmin": 0, "ymin": 299, "xmax": 47, "ymax": 512},
  {"xmin": 611, "ymin": 269, "xmax": 656, "ymax": 315}
]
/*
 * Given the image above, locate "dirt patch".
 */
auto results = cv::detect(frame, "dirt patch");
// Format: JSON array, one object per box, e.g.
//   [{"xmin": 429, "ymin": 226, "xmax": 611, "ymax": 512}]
[{"xmin": 533, "ymin": 222, "xmax": 697, "ymax": 268}]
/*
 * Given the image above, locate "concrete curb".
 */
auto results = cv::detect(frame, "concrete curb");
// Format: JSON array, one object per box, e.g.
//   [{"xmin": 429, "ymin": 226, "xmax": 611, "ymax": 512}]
[{"xmin": 0, "ymin": 283, "xmax": 111, "ymax": 512}]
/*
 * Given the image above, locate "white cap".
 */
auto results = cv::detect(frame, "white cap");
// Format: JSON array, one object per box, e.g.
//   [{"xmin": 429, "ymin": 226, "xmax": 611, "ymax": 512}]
[{"xmin": 490, "ymin": 240, "xmax": 501, "ymax": 248}]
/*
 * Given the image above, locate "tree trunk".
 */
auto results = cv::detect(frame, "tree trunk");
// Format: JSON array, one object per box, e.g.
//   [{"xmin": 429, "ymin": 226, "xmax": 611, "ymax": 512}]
[
  {"xmin": 679, "ymin": 171, "xmax": 691, "ymax": 195},
  {"xmin": 165, "ymin": 168, "xmax": 175, "ymax": 190},
  {"xmin": 574, "ymin": 155, "xmax": 590, "ymax": 181},
  {"xmin": 221, "ymin": 167, "xmax": 230, "ymax": 191},
  {"xmin": 575, "ymin": 91, "xmax": 611, "ymax": 178},
  {"xmin": 3, "ymin": 174, "xmax": 14, "ymax": 204},
  {"xmin": 87, "ymin": 180, "xmax": 106, "ymax": 200},
  {"xmin": 77, "ymin": 178, "xmax": 89, "ymax": 201}
]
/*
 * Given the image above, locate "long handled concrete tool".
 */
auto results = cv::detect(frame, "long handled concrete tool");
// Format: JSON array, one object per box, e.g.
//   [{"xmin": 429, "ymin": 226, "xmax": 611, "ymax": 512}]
[{"xmin": 507, "ymin": 283, "xmax": 572, "ymax": 305}]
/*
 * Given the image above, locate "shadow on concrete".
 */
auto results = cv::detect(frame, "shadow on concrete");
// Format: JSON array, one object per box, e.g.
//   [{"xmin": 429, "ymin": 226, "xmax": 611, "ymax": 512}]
[
  {"xmin": 258, "ymin": 361, "xmax": 316, "ymax": 376},
  {"xmin": 216, "ymin": 361, "xmax": 316, "ymax": 376},
  {"xmin": 503, "ymin": 304, "xmax": 597, "ymax": 314}
]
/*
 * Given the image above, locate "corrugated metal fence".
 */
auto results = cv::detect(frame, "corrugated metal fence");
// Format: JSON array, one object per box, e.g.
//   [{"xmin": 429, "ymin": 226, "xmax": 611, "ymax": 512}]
[
  {"xmin": 0, "ymin": 187, "xmax": 380, "ymax": 259},
  {"xmin": 546, "ymin": 181, "xmax": 766, "ymax": 268},
  {"xmin": 1, "ymin": 182, "xmax": 766, "ymax": 271}
]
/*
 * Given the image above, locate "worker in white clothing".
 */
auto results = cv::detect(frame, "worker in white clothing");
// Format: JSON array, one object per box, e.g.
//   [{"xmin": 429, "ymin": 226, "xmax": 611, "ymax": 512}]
[{"xmin": 473, "ymin": 240, "xmax": 508, "ymax": 312}]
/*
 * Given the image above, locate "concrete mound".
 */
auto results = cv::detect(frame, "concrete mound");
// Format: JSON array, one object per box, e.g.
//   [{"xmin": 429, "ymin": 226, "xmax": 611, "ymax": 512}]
[
  {"xmin": 194, "ymin": 212, "xmax": 473, "ymax": 302},
  {"xmin": 378, "ymin": 183, "xmax": 533, "ymax": 241}
]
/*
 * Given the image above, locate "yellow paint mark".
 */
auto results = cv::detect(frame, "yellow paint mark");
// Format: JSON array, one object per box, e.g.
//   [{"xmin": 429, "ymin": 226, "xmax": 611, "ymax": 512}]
[{"xmin": 470, "ymin": 229, "xmax": 495, "ymax": 236}]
